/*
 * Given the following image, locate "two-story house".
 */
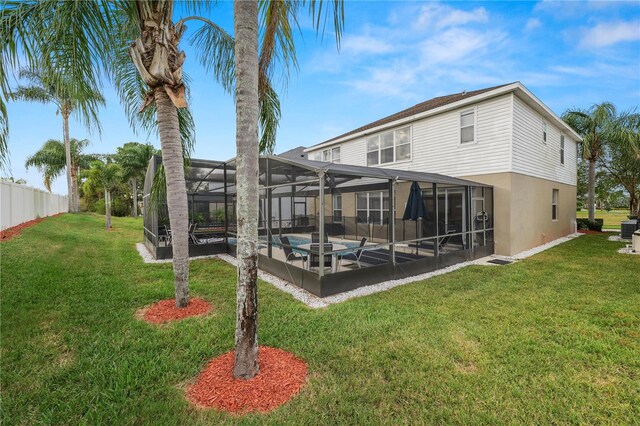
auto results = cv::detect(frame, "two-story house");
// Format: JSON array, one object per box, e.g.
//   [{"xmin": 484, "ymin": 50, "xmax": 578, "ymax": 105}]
[{"xmin": 305, "ymin": 82, "xmax": 581, "ymax": 256}]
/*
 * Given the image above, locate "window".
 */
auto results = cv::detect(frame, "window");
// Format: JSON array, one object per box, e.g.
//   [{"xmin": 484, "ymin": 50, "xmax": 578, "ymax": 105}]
[
  {"xmin": 560, "ymin": 135, "xmax": 565, "ymax": 164},
  {"xmin": 552, "ymin": 189, "xmax": 558, "ymax": 220},
  {"xmin": 356, "ymin": 191, "xmax": 389, "ymax": 224},
  {"xmin": 333, "ymin": 194, "xmax": 342, "ymax": 222},
  {"xmin": 309, "ymin": 151, "xmax": 321, "ymax": 161},
  {"xmin": 460, "ymin": 109, "xmax": 475, "ymax": 143},
  {"xmin": 366, "ymin": 127, "xmax": 411, "ymax": 165},
  {"xmin": 543, "ymin": 122, "xmax": 547, "ymax": 143},
  {"xmin": 321, "ymin": 147, "xmax": 340, "ymax": 163}
]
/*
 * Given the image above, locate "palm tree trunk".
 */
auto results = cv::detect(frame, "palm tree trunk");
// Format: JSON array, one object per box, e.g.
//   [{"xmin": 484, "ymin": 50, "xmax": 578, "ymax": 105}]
[
  {"xmin": 155, "ymin": 87, "xmax": 190, "ymax": 309},
  {"xmin": 233, "ymin": 0, "xmax": 260, "ymax": 380},
  {"xmin": 105, "ymin": 188, "xmax": 112, "ymax": 229},
  {"xmin": 132, "ymin": 177, "xmax": 138, "ymax": 217},
  {"xmin": 588, "ymin": 159, "xmax": 596, "ymax": 223},
  {"xmin": 62, "ymin": 107, "xmax": 75, "ymax": 213}
]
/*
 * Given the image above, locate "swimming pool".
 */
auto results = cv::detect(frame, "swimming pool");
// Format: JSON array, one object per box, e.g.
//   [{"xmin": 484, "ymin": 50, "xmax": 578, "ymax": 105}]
[{"xmin": 228, "ymin": 235, "xmax": 362, "ymax": 252}]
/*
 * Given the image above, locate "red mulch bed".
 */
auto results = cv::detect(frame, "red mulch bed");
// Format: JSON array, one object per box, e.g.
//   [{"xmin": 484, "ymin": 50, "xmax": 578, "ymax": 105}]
[
  {"xmin": 0, "ymin": 214, "xmax": 62, "ymax": 242},
  {"xmin": 186, "ymin": 346, "xmax": 308, "ymax": 414},
  {"xmin": 141, "ymin": 298, "xmax": 212, "ymax": 324},
  {"xmin": 577, "ymin": 230, "xmax": 607, "ymax": 234}
]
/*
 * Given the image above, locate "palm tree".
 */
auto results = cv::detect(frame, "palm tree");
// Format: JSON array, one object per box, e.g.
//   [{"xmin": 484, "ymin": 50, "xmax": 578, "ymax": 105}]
[
  {"xmin": 562, "ymin": 102, "xmax": 616, "ymax": 224},
  {"xmin": 25, "ymin": 138, "xmax": 94, "ymax": 193},
  {"xmin": 2, "ymin": 1, "xmax": 284, "ymax": 310},
  {"xmin": 11, "ymin": 68, "xmax": 104, "ymax": 212},
  {"xmin": 232, "ymin": 0, "xmax": 344, "ymax": 379},
  {"xmin": 85, "ymin": 160, "xmax": 122, "ymax": 229},
  {"xmin": 115, "ymin": 142, "xmax": 157, "ymax": 217}
]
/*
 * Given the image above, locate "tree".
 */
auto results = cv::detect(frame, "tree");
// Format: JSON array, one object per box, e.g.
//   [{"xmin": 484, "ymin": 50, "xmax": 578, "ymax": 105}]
[
  {"xmin": 84, "ymin": 160, "xmax": 121, "ymax": 229},
  {"xmin": 10, "ymin": 69, "xmax": 104, "ymax": 213},
  {"xmin": 1, "ymin": 176, "xmax": 26, "ymax": 184},
  {"xmin": 232, "ymin": 0, "xmax": 344, "ymax": 379},
  {"xmin": 114, "ymin": 142, "xmax": 157, "ymax": 217},
  {"xmin": 600, "ymin": 113, "xmax": 640, "ymax": 216},
  {"xmin": 563, "ymin": 103, "xmax": 617, "ymax": 224},
  {"xmin": 25, "ymin": 138, "xmax": 94, "ymax": 193},
  {"xmin": 233, "ymin": 0, "xmax": 261, "ymax": 380},
  {"xmin": 2, "ymin": 1, "xmax": 283, "ymax": 310}
]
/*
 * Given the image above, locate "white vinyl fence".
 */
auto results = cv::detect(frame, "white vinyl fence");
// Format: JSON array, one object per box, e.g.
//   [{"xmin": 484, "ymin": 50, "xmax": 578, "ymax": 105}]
[{"xmin": 1, "ymin": 181, "xmax": 68, "ymax": 230}]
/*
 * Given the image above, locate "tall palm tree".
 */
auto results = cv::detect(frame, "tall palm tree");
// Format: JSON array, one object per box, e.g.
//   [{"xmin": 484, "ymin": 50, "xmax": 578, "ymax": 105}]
[
  {"xmin": 115, "ymin": 142, "xmax": 157, "ymax": 217},
  {"xmin": 25, "ymin": 138, "xmax": 94, "ymax": 193},
  {"xmin": 562, "ymin": 102, "xmax": 616, "ymax": 224},
  {"xmin": 232, "ymin": 0, "xmax": 344, "ymax": 379},
  {"xmin": 11, "ymin": 68, "xmax": 104, "ymax": 212},
  {"xmin": 85, "ymin": 160, "xmax": 122, "ymax": 229}
]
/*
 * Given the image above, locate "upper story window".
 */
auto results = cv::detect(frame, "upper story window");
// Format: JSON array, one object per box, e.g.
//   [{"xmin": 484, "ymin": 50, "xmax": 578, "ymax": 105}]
[
  {"xmin": 309, "ymin": 151, "xmax": 321, "ymax": 161},
  {"xmin": 460, "ymin": 109, "xmax": 476, "ymax": 144},
  {"xmin": 320, "ymin": 147, "xmax": 340, "ymax": 163},
  {"xmin": 542, "ymin": 121, "xmax": 547, "ymax": 143},
  {"xmin": 366, "ymin": 126, "xmax": 411, "ymax": 166},
  {"xmin": 560, "ymin": 135, "xmax": 565, "ymax": 164}
]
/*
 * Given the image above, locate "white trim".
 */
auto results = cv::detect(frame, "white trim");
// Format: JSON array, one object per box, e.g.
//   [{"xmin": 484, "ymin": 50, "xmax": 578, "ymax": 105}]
[
  {"xmin": 305, "ymin": 82, "xmax": 582, "ymax": 152},
  {"xmin": 459, "ymin": 107, "xmax": 478, "ymax": 145}
]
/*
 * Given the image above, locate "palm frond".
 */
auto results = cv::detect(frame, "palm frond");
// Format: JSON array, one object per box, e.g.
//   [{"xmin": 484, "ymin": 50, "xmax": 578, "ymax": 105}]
[
  {"xmin": 11, "ymin": 85, "xmax": 56, "ymax": 105},
  {"xmin": 188, "ymin": 17, "xmax": 235, "ymax": 93},
  {"xmin": 258, "ymin": 78, "xmax": 281, "ymax": 154}
]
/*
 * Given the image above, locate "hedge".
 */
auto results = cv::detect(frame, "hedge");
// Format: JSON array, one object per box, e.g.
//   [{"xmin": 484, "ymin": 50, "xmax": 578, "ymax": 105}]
[{"xmin": 576, "ymin": 218, "xmax": 604, "ymax": 232}]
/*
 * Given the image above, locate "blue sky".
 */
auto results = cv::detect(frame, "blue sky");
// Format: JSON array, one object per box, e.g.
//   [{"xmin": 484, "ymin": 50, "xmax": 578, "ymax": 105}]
[{"xmin": 5, "ymin": 0, "xmax": 640, "ymax": 194}]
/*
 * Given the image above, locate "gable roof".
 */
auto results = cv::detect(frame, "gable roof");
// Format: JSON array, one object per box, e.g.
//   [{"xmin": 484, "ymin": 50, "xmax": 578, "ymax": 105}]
[
  {"xmin": 277, "ymin": 146, "xmax": 307, "ymax": 159},
  {"xmin": 306, "ymin": 82, "xmax": 581, "ymax": 151}
]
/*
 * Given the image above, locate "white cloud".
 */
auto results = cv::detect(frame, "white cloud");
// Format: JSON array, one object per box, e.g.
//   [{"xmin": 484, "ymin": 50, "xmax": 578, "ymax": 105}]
[
  {"xmin": 579, "ymin": 21, "xmax": 640, "ymax": 48},
  {"xmin": 524, "ymin": 18, "xmax": 542, "ymax": 32},
  {"xmin": 413, "ymin": 4, "xmax": 489, "ymax": 31},
  {"xmin": 420, "ymin": 28, "xmax": 506, "ymax": 65},
  {"xmin": 342, "ymin": 35, "xmax": 393, "ymax": 55}
]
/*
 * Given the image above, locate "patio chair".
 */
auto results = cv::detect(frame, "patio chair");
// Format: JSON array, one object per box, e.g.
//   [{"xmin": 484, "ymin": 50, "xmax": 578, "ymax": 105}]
[
  {"xmin": 437, "ymin": 230, "xmax": 456, "ymax": 252},
  {"xmin": 159, "ymin": 225, "xmax": 171, "ymax": 246},
  {"xmin": 188, "ymin": 223, "xmax": 200, "ymax": 245},
  {"xmin": 308, "ymin": 243, "xmax": 333, "ymax": 271},
  {"xmin": 280, "ymin": 236, "xmax": 307, "ymax": 269},
  {"xmin": 311, "ymin": 231, "xmax": 329, "ymax": 243},
  {"xmin": 338, "ymin": 237, "xmax": 368, "ymax": 269}
]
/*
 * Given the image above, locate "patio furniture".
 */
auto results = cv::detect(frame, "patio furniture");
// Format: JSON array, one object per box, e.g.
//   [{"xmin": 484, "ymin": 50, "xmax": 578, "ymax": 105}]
[
  {"xmin": 280, "ymin": 236, "xmax": 307, "ymax": 269},
  {"xmin": 188, "ymin": 223, "xmax": 200, "ymax": 244},
  {"xmin": 338, "ymin": 237, "xmax": 368, "ymax": 269},
  {"xmin": 159, "ymin": 225, "xmax": 171, "ymax": 246},
  {"xmin": 311, "ymin": 231, "xmax": 329, "ymax": 243},
  {"xmin": 308, "ymin": 243, "xmax": 333, "ymax": 271},
  {"xmin": 299, "ymin": 242, "xmax": 347, "ymax": 273},
  {"xmin": 437, "ymin": 230, "xmax": 457, "ymax": 252}
]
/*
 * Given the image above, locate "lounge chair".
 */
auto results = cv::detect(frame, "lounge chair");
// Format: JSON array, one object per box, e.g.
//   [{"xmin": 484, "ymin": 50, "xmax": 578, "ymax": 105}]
[{"xmin": 281, "ymin": 236, "xmax": 307, "ymax": 268}]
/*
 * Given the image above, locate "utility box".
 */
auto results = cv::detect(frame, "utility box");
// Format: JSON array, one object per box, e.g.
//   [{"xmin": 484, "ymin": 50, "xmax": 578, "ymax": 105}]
[
  {"xmin": 633, "ymin": 230, "xmax": 640, "ymax": 253},
  {"xmin": 621, "ymin": 220, "xmax": 638, "ymax": 239}
]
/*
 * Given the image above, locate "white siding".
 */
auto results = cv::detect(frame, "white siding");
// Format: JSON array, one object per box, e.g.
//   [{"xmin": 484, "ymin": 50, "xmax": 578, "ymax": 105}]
[
  {"xmin": 512, "ymin": 95, "xmax": 577, "ymax": 186},
  {"xmin": 309, "ymin": 94, "xmax": 513, "ymax": 177}
]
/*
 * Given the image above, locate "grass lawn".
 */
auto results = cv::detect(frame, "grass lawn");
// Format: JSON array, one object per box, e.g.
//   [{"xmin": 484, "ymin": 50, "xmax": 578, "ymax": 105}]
[
  {"xmin": 1, "ymin": 214, "xmax": 639, "ymax": 424},
  {"xmin": 576, "ymin": 209, "xmax": 632, "ymax": 230}
]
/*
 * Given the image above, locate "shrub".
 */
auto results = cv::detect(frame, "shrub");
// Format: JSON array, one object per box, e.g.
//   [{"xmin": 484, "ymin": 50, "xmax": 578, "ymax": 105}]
[{"xmin": 576, "ymin": 218, "xmax": 603, "ymax": 231}]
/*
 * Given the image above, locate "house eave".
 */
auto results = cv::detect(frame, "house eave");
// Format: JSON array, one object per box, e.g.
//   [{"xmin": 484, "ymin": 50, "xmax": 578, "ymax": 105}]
[{"xmin": 305, "ymin": 82, "xmax": 582, "ymax": 153}]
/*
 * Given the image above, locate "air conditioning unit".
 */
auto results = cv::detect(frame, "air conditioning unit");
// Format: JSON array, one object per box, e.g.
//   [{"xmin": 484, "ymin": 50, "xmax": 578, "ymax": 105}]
[{"xmin": 633, "ymin": 230, "xmax": 640, "ymax": 253}]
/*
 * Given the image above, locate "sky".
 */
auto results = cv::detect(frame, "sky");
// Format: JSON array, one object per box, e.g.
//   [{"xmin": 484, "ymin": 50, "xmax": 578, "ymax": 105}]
[{"xmin": 5, "ymin": 0, "xmax": 640, "ymax": 195}]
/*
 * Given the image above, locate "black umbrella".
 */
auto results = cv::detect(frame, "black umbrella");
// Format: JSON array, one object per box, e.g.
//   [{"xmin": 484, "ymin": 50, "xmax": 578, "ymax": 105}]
[
  {"xmin": 402, "ymin": 182, "xmax": 427, "ymax": 220},
  {"xmin": 402, "ymin": 181, "xmax": 427, "ymax": 254}
]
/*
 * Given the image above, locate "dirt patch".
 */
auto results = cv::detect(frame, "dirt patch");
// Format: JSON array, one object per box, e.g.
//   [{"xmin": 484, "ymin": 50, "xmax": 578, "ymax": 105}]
[
  {"xmin": 186, "ymin": 346, "xmax": 308, "ymax": 414},
  {"xmin": 139, "ymin": 298, "xmax": 212, "ymax": 324},
  {"xmin": 1, "ymin": 214, "xmax": 63, "ymax": 242}
]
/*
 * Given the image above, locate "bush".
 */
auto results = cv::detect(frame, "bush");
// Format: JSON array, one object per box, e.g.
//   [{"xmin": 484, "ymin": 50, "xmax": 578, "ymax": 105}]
[{"xmin": 576, "ymin": 218, "xmax": 604, "ymax": 231}]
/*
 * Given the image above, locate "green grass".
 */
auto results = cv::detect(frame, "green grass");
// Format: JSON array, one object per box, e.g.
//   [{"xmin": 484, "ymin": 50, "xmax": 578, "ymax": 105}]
[
  {"xmin": 576, "ymin": 209, "xmax": 632, "ymax": 229},
  {"xmin": 1, "ymin": 213, "xmax": 639, "ymax": 425}
]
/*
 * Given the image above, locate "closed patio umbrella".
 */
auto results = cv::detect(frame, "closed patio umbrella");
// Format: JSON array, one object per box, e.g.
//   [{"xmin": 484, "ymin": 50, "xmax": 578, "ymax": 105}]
[{"xmin": 402, "ymin": 182, "xmax": 427, "ymax": 254}]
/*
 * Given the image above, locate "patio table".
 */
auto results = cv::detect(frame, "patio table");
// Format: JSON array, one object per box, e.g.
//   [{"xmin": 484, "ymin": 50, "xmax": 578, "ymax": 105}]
[{"xmin": 298, "ymin": 243, "xmax": 347, "ymax": 273}]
